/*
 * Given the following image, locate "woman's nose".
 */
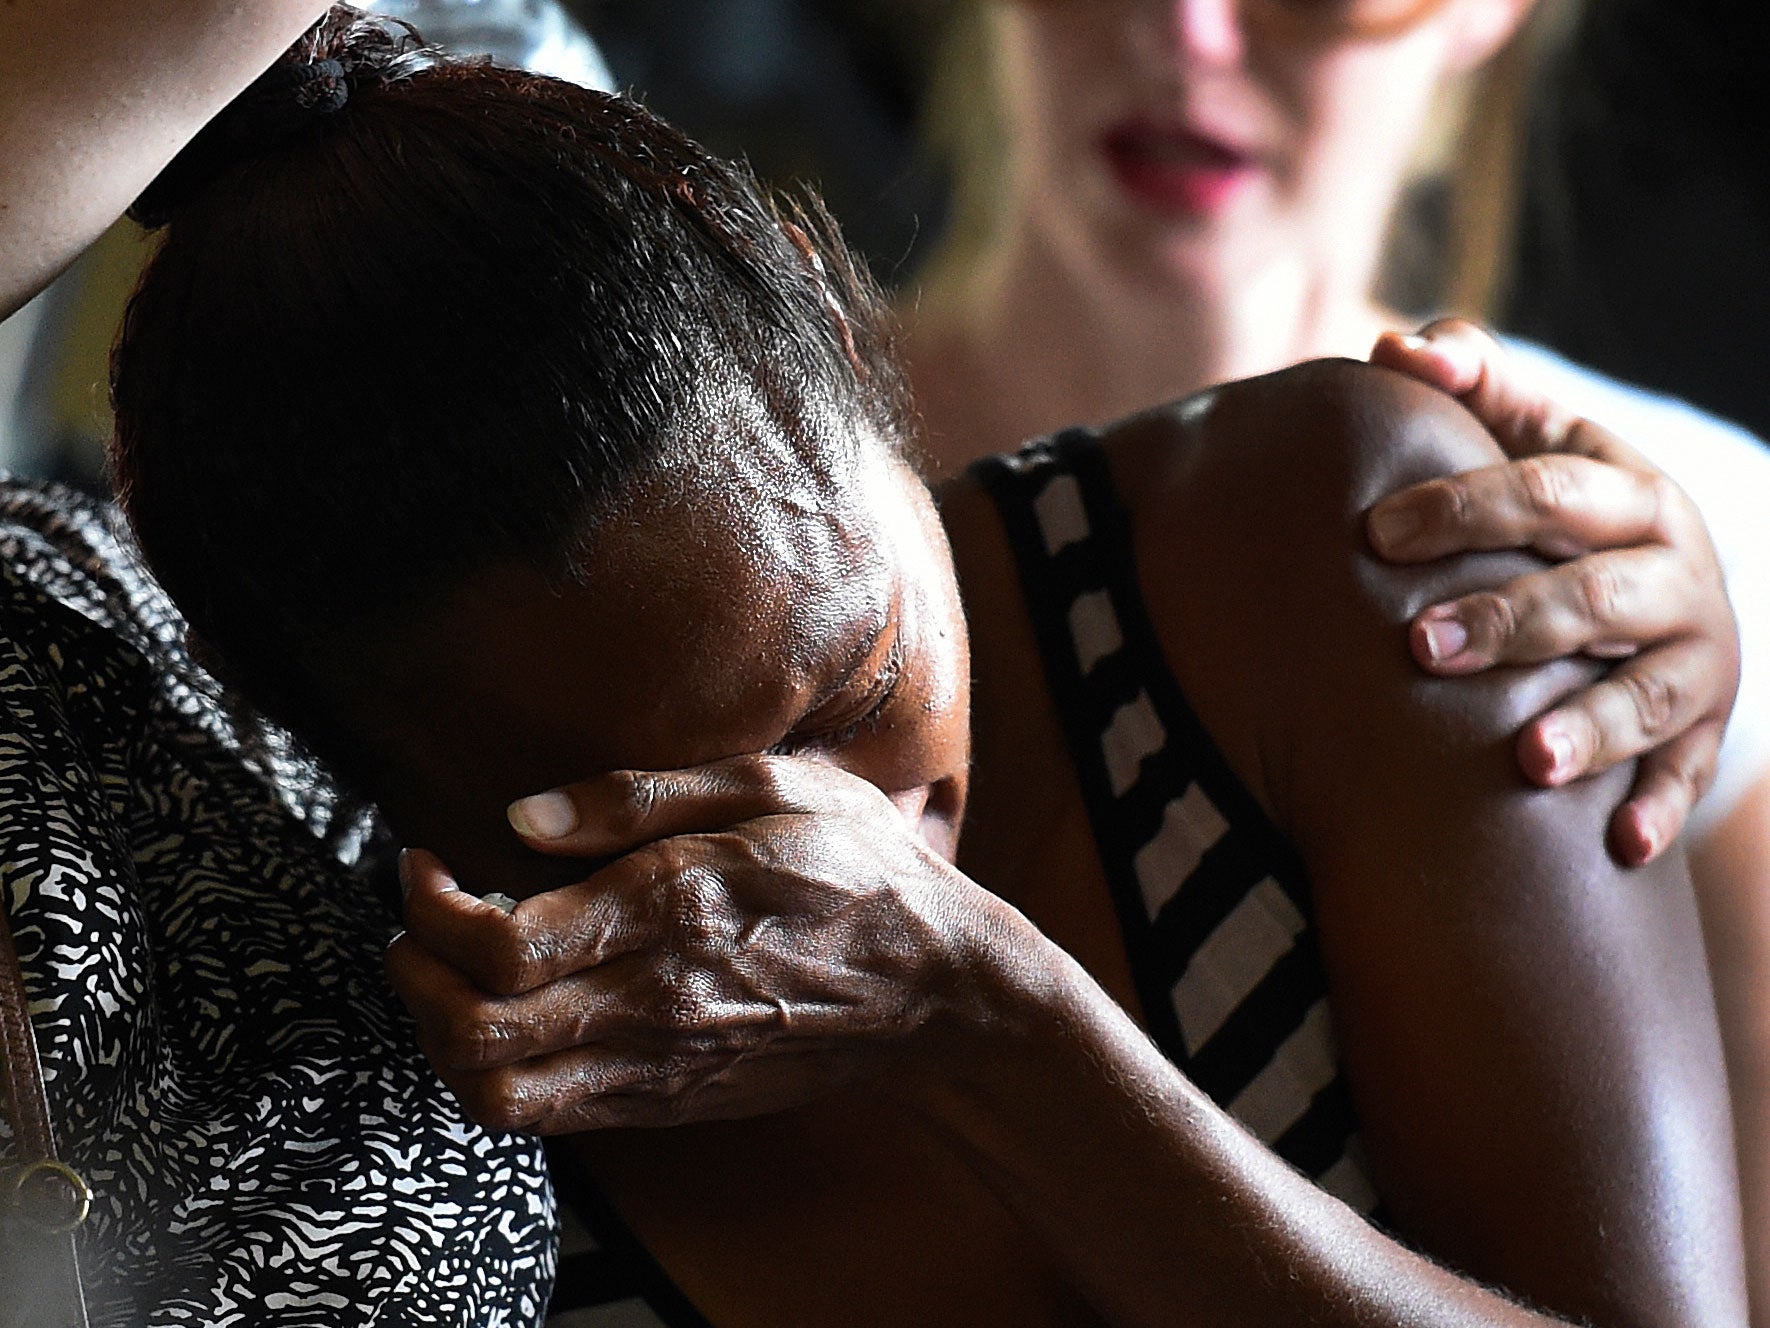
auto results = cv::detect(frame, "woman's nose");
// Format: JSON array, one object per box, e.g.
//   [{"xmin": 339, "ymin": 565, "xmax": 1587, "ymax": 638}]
[
  {"xmin": 888, "ymin": 778, "xmax": 965, "ymax": 863},
  {"xmin": 1159, "ymin": 0, "xmax": 1249, "ymax": 68},
  {"xmin": 888, "ymin": 785, "xmax": 931, "ymax": 829}
]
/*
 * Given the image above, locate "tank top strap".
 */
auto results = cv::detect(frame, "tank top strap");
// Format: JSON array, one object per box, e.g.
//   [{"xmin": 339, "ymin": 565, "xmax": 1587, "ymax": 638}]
[{"xmin": 969, "ymin": 433, "xmax": 1370, "ymax": 1215}]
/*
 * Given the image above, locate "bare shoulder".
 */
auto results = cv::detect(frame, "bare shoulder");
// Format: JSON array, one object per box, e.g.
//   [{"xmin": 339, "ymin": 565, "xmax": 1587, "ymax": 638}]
[
  {"xmin": 1107, "ymin": 357, "xmax": 1525, "ymax": 620},
  {"xmin": 1100, "ymin": 360, "xmax": 1747, "ymax": 1326}
]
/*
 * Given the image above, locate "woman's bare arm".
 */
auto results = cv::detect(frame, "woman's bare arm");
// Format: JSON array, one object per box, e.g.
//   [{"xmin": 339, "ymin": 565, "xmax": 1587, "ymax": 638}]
[
  {"xmin": 1116, "ymin": 359, "xmax": 1745, "ymax": 1326},
  {"xmin": 392, "ymin": 741, "xmax": 1727, "ymax": 1328},
  {"xmin": 0, "ymin": 0, "xmax": 333, "ymax": 320}
]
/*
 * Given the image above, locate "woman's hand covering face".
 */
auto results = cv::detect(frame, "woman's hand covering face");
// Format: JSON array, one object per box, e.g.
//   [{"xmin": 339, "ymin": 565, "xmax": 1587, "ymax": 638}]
[
  {"xmin": 385, "ymin": 755, "xmax": 1008, "ymax": 1134},
  {"xmin": 1366, "ymin": 319, "xmax": 1740, "ymax": 866}
]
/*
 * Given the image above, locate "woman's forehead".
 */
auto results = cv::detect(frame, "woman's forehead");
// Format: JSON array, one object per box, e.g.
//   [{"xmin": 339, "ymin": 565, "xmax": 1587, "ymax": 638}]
[
  {"xmin": 385, "ymin": 450, "xmax": 908, "ymax": 796},
  {"xmin": 621, "ymin": 426, "xmax": 899, "ymax": 651}
]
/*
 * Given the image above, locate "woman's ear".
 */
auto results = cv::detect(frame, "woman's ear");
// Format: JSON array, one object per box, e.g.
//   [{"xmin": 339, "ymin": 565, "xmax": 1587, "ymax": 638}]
[{"xmin": 1444, "ymin": 0, "xmax": 1542, "ymax": 73}]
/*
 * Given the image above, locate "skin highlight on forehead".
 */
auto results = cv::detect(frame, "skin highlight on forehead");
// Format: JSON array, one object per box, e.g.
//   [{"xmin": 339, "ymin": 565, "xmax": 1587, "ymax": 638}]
[
  {"xmin": 634, "ymin": 384, "xmax": 898, "ymax": 687},
  {"xmin": 357, "ymin": 418, "xmax": 919, "ymax": 892}
]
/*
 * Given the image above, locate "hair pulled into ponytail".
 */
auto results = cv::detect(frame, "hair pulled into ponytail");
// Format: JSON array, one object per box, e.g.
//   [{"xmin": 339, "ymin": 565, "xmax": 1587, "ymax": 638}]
[{"xmin": 129, "ymin": 6, "xmax": 445, "ymax": 229}]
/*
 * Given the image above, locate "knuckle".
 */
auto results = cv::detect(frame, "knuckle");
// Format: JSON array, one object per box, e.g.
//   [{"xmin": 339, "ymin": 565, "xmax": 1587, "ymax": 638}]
[
  {"xmin": 1516, "ymin": 400, "xmax": 1561, "ymax": 453},
  {"xmin": 1559, "ymin": 710, "xmax": 1600, "ymax": 771},
  {"xmin": 1644, "ymin": 470, "xmax": 1686, "ymax": 537},
  {"xmin": 1690, "ymin": 749, "xmax": 1722, "ymax": 803},
  {"xmin": 614, "ymin": 842, "xmax": 675, "ymax": 920},
  {"xmin": 456, "ymin": 1069, "xmax": 528, "ymax": 1132},
  {"xmin": 664, "ymin": 863, "xmax": 730, "ymax": 952},
  {"xmin": 658, "ymin": 986, "xmax": 713, "ymax": 1035},
  {"xmin": 1430, "ymin": 477, "xmax": 1475, "ymax": 533},
  {"xmin": 1662, "ymin": 757, "xmax": 1703, "ymax": 806},
  {"xmin": 615, "ymin": 840, "xmax": 680, "ymax": 912},
  {"xmin": 645, "ymin": 1052, "xmax": 710, "ymax": 1105},
  {"xmin": 1665, "ymin": 728, "xmax": 1723, "ymax": 805},
  {"xmin": 1574, "ymin": 561, "xmax": 1623, "ymax": 627},
  {"xmin": 448, "ymin": 1017, "xmax": 512, "ymax": 1071},
  {"xmin": 1515, "ymin": 455, "xmax": 1568, "ymax": 518},
  {"xmin": 627, "ymin": 837, "xmax": 680, "ymax": 884},
  {"xmin": 1621, "ymin": 671, "xmax": 1680, "ymax": 742},
  {"xmin": 485, "ymin": 926, "xmax": 550, "ymax": 998},
  {"xmin": 740, "ymin": 753, "xmax": 797, "ymax": 807},
  {"xmin": 1469, "ymin": 591, "xmax": 1519, "ymax": 649},
  {"xmin": 659, "ymin": 1058, "xmax": 709, "ymax": 1102},
  {"xmin": 604, "ymin": 768, "xmax": 658, "ymax": 839}
]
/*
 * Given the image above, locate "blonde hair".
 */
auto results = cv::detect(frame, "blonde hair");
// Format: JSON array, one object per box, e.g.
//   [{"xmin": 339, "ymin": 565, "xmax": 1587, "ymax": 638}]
[
  {"xmin": 916, "ymin": 1, "xmax": 1012, "ymax": 309},
  {"xmin": 918, "ymin": 0, "xmax": 1583, "ymax": 321},
  {"xmin": 1436, "ymin": 0, "xmax": 1583, "ymax": 317}
]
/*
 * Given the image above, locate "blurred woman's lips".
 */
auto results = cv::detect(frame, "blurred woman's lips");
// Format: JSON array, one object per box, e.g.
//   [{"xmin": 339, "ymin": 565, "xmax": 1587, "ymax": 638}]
[{"xmin": 1099, "ymin": 120, "xmax": 1260, "ymax": 218}]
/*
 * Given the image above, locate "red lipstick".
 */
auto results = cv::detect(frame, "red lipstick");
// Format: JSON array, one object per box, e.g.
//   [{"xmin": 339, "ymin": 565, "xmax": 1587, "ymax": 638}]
[{"xmin": 1100, "ymin": 121, "xmax": 1258, "ymax": 217}]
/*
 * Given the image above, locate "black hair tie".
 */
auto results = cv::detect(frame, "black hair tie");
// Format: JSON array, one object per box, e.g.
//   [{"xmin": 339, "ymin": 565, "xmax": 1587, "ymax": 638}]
[
  {"xmin": 262, "ymin": 58, "xmax": 352, "ymax": 116},
  {"xmin": 128, "ymin": 25, "xmax": 428, "ymax": 231}
]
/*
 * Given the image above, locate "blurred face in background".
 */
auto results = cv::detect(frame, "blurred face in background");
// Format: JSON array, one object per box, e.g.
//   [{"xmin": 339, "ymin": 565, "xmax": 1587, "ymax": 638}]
[{"xmin": 990, "ymin": 0, "xmax": 1537, "ymax": 298}]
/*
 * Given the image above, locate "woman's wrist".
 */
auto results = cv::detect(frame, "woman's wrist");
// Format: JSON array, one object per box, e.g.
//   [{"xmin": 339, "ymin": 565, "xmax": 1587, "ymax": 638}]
[{"xmin": 902, "ymin": 883, "xmax": 1155, "ymax": 1131}]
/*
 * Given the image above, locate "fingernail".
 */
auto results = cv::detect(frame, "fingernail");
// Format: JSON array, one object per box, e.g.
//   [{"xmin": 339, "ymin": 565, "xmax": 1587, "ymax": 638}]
[
  {"xmin": 1422, "ymin": 615, "xmax": 1469, "ymax": 665},
  {"xmin": 508, "ymin": 791, "xmax": 577, "ymax": 840},
  {"xmin": 1542, "ymin": 726, "xmax": 1576, "ymax": 781},
  {"xmin": 1369, "ymin": 504, "xmax": 1422, "ymax": 552},
  {"xmin": 398, "ymin": 848, "xmax": 415, "ymax": 901},
  {"xmin": 481, "ymin": 892, "xmax": 519, "ymax": 916},
  {"xmin": 1399, "ymin": 333, "xmax": 1429, "ymax": 351}
]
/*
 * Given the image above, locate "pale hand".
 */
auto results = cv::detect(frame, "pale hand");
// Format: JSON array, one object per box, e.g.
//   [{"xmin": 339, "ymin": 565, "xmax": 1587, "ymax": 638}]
[{"xmin": 1369, "ymin": 319, "xmax": 1739, "ymax": 866}]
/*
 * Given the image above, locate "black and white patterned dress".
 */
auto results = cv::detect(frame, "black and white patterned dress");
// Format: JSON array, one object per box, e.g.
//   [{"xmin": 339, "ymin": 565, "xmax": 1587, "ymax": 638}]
[{"xmin": 0, "ymin": 482, "xmax": 557, "ymax": 1325}]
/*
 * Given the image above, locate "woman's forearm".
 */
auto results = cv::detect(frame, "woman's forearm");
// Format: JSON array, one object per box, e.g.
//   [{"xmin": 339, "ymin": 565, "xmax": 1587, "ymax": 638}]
[
  {"xmin": 0, "ymin": 0, "xmax": 333, "ymax": 319},
  {"xmin": 913, "ymin": 916, "xmax": 1566, "ymax": 1328}
]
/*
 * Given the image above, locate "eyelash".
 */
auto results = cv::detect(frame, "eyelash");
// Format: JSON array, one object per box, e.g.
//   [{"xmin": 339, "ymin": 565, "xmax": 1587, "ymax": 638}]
[{"xmin": 772, "ymin": 641, "xmax": 906, "ymax": 756}]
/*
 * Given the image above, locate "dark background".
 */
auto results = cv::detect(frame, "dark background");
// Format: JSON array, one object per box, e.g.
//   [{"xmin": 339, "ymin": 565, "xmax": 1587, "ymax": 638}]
[
  {"xmin": 573, "ymin": 0, "xmax": 1770, "ymax": 443},
  {"xmin": 582, "ymin": 0, "xmax": 947, "ymax": 287}
]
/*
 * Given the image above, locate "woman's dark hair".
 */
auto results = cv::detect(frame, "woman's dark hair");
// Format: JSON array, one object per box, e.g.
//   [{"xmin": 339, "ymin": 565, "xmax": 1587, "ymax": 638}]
[{"xmin": 111, "ymin": 6, "xmax": 909, "ymax": 767}]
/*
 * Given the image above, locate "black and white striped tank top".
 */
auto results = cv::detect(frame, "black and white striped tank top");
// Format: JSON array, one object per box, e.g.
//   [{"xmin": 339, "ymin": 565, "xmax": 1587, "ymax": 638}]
[
  {"xmin": 972, "ymin": 430, "xmax": 1378, "ymax": 1212},
  {"xmin": 545, "ymin": 430, "xmax": 1377, "ymax": 1325}
]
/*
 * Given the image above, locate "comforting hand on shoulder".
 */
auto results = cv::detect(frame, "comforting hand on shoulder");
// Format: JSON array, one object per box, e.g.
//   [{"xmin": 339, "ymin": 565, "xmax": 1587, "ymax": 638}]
[{"xmin": 1367, "ymin": 319, "xmax": 1740, "ymax": 865}]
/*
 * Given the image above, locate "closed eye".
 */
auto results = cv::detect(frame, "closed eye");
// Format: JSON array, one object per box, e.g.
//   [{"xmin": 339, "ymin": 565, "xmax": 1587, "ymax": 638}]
[{"xmin": 768, "ymin": 634, "xmax": 906, "ymax": 757}]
